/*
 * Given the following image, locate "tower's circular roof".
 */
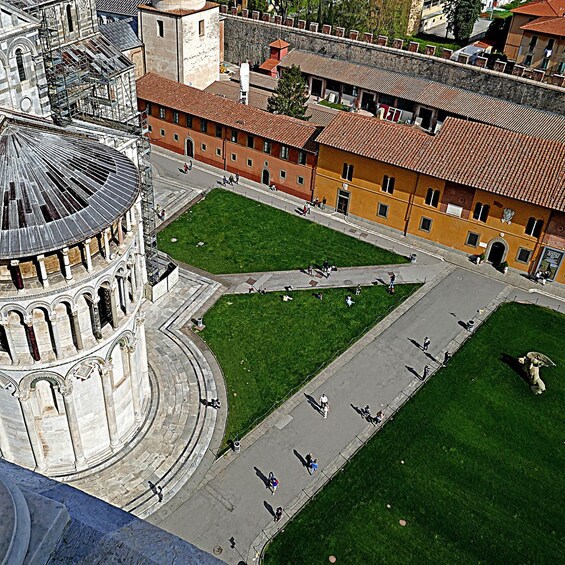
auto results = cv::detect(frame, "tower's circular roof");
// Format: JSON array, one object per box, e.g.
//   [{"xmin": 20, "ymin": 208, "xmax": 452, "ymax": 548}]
[{"xmin": 0, "ymin": 122, "xmax": 140, "ymax": 260}]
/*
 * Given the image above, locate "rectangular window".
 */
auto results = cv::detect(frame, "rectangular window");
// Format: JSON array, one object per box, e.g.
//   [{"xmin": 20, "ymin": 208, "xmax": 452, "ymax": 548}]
[
  {"xmin": 465, "ymin": 232, "xmax": 480, "ymax": 247},
  {"xmin": 516, "ymin": 248, "xmax": 532, "ymax": 264},
  {"xmin": 201, "ymin": 143, "xmax": 207, "ymax": 151},
  {"xmin": 377, "ymin": 203, "xmax": 389, "ymax": 218},
  {"xmin": 215, "ymin": 124, "xmax": 222, "ymax": 138},
  {"xmin": 173, "ymin": 133, "xmax": 179, "ymax": 141},
  {"xmin": 342, "ymin": 163, "xmax": 354, "ymax": 181},
  {"xmin": 297, "ymin": 176, "xmax": 304, "ymax": 185},
  {"xmin": 419, "ymin": 217, "xmax": 432, "ymax": 232},
  {"xmin": 280, "ymin": 145, "xmax": 289, "ymax": 160},
  {"xmin": 247, "ymin": 135, "xmax": 255, "ymax": 149},
  {"xmin": 525, "ymin": 217, "xmax": 544, "ymax": 237},
  {"xmin": 199, "ymin": 19, "xmax": 205, "ymax": 37},
  {"xmin": 186, "ymin": 115, "xmax": 192, "ymax": 128},
  {"xmin": 298, "ymin": 151, "xmax": 307, "ymax": 165},
  {"xmin": 247, "ymin": 158, "xmax": 253, "ymax": 167},
  {"xmin": 473, "ymin": 202, "xmax": 490, "ymax": 223},
  {"xmin": 280, "ymin": 170, "xmax": 286, "ymax": 179},
  {"xmin": 382, "ymin": 175, "xmax": 395, "ymax": 194},
  {"xmin": 146, "ymin": 102, "xmax": 152, "ymax": 115},
  {"xmin": 148, "ymin": 125, "xmax": 152, "ymax": 132},
  {"xmin": 160, "ymin": 129, "xmax": 165, "ymax": 136},
  {"xmin": 425, "ymin": 188, "xmax": 440, "ymax": 207},
  {"xmin": 157, "ymin": 20, "xmax": 164, "ymax": 38},
  {"xmin": 200, "ymin": 119, "xmax": 208, "ymax": 133},
  {"xmin": 231, "ymin": 129, "xmax": 238, "ymax": 143},
  {"xmin": 263, "ymin": 140, "xmax": 271, "ymax": 154},
  {"xmin": 216, "ymin": 148, "xmax": 221, "ymax": 156},
  {"xmin": 173, "ymin": 110, "xmax": 179, "ymax": 124},
  {"xmin": 524, "ymin": 54, "xmax": 533, "ymax": 66},
  {"xmin": 159, "ymin": 107, "xmax": 166, "ymax": 119},
  {"xmin": 231, "ymin": 153, "xmax": 237, "ymax": 161}
]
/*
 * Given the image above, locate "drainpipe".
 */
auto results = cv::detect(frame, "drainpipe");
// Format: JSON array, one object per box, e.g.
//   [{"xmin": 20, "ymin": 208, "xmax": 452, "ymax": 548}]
[
  {"xmin": 309, "ymin": 152, "xmax": 316, "ymax": 202},
  {"xmin": 404, "ymin": 172, "xmax": 420, "ymax": 236},
  {"xmin": 223, "ymin": 134, "xmax": 227, "ymax": 171}
]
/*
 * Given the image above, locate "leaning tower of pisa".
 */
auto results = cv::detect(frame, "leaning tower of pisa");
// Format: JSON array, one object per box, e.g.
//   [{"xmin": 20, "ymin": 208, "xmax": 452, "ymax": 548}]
[{"xmin": 0, "ymin": 113, "xmax": 152, "ymax": 476}]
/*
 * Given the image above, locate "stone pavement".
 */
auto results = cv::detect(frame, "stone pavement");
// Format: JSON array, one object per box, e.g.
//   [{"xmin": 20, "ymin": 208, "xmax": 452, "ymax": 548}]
[{"xmin": 68, "ymin": 264, "xmax": 226, "ymax": 520}]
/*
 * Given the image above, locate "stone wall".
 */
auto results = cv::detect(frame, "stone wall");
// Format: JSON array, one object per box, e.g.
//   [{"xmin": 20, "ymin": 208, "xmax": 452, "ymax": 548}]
[{"xmin": 223, "ymin": 14, "xmax": 565, "ymax": 115}]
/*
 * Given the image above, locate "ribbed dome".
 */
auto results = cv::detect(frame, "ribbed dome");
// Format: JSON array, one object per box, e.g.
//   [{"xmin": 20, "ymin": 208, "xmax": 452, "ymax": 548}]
[{"xmin": 0, "ymin": 120, "xmax": 140, "ymax": 260}]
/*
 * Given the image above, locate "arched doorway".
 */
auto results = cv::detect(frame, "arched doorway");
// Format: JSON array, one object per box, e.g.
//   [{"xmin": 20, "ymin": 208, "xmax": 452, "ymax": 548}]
[
  {"xmin": 488, "ymin": 241, "xmax": 506, "ymax": 266},
  {"xmin": 261, "ymin": 169, "xmax": 269, "ymax": 185},
  {"xmin": 185, "ymin": 138, "xmax": 194, "ymax": 158}
]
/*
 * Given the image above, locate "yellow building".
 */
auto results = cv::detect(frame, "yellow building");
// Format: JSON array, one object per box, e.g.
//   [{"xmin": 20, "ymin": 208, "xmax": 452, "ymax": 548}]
[{"xmin": 314, "ymin": 112, "xmax": 565, "ymax": 284}]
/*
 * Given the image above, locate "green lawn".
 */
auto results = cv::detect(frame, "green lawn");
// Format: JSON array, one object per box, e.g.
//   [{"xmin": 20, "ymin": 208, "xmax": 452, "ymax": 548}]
[
  {"xmin": 200, "ymin": 284, "xmax": 418, "ymax": 449},
  {"xmin": 264, "ymin": 303, "xmax": 565, "ymax": 564},
  {"xmin": 158, "ymin": 189, "xmax": 407, "ymax": 274}
]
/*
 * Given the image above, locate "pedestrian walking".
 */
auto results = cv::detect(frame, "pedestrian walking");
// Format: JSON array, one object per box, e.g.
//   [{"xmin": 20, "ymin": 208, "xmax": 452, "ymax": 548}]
[
  {"xmin": 229, "ymin": 174, "xmax": 234, "ymax": 185},
  {"xmin": 222, "ymin": 175, "xmax": 228, "ymax": 186},
  {"xmin": 322, "ymin": 196, "xmax": 327, "ymax": 210},
  {"xmin": 268, "ymin": 472, "xmax": 278, "ymax": 495},
  {"xmin": 274, "ymin": 507, "xmax": 283, "ymax": 522},
  {"xmin": 323, "ymin": 402, "xmax": 329, "ymax": 419},
  {"xmin": 183, "ymin": 162, "xmax": 189, "ymax": 174},
  {"xmin": 375, "ymin": 410, "xmax": 383, "ymax": 423},
  {"xmin": 188, "ymin": 160, "xmax": 193, "ymax": 171},
  {"xmin": 390, "ymin": 273, "xmax": 396, "ymax": 285},
  {"xmin": 323, "ymin": 260, "xmax": 329, "ymax": 272},
  {"xmin": 235, "ymin": 172, "xmax": 239, "ymax": 183},
  {"xmin": 306, "ymin": 202, "xmax": 311, "ymax": 214},
  {"xmin": 314, "ymin": 292, "xmax": 323, "ymax": 301},
  {"xmin": 307, "ymin": 264, "xmax": 314, "ymax": 276},
  {"xmin": 308, "ymin": 458, "xmax": 318, "ymax": 475},
  {"xmin": 355, "ymin": 284, "xmax": 361, "ymax": 296},
  {"xmin": 422, "ymin": 365, "xmax": 430, "ymax": 380},
  {"xmin": 422, "ymin": 337, "xmax": 431, "ymax": 352},
  {"xmin": 270, "ymin": 183, "xmax": 277, "ymax": 191},
  {"xmin": 319, "ymin": 394, "xmax": 328, "ymax": 410},
  {"xmin": 314, "ymin": 197, "xmax": 320, "ymax": 207},
  {"xmin": 443, "ymin": 351, "xmax": 451, "ymax": 366}
]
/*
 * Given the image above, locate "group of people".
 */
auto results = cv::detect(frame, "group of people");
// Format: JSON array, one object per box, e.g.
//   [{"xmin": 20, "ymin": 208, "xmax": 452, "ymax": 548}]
[
  {"xmin": 222, "ymin": 173, "xmax": 240, "ymax": 186},
  {"xmin": 534, "ymin": 269, "xmax": 551, "ymax": 285}
]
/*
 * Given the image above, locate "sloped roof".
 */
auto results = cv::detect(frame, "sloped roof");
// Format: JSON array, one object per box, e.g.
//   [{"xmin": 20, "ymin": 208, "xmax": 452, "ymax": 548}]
[
  {"xmin": 0, "ymin": 113, "xmax": 139, "ymax": 259},
  {"xmin": 95, "ymin": 0, "xmax": 150, "ymax": 17},
  {"xmin": 317, "ymin": 112, "xmax": 565, "ymax": 212},
  {"xmin": 511, "ymin": 0, "xmax": 565, "ymax": 16},
  {"xmin": 137, "ymin": 73, "xmax": 320, "ymax": 152},
  {"xmin": 269, "ymin": 39, "xmax": 289, "ymax": 49},
  {"xmin": 520, "ymin": 15, "xmax": 565, "ymax": 36},
  {"xmin": 258, "ymin": 58, "xmax": 280, "ymax": 72},
  {"xmin": 100, "ymin": 18, "xmax": 143, "ymax": 51},
  {"xmin": 279, "ymin": 50, "xmax": 565, "ymax": 143}
]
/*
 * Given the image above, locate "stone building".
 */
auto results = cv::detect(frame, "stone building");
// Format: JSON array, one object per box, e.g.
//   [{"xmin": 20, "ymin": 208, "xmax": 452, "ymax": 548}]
[
  {"xmin": 139, "ymin": 0, "xmax": 220, "ymax": 89},
  {"xmin": 0, "ymin": 111, "xmax": 151, "ymax": 475}
]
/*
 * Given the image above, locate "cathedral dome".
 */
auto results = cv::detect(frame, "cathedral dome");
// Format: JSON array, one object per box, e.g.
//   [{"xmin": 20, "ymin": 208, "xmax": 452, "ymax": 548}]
[{"xmin": 0, "ymin": 118, "xmax": 139, "ymax": 260}]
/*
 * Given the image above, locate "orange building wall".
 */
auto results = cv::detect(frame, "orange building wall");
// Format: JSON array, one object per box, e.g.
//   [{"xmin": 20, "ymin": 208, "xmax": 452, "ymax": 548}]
[
  {"xmin": 315, "ymin": 144, "xmax": 565, "ymax": 284},
  {"xmin": 140, "ymin": 102, "xmax": 315, "ymax": 200},
  {"xmin": 504, "ymin": 13, "xmax": 534, "ymax": 61}
]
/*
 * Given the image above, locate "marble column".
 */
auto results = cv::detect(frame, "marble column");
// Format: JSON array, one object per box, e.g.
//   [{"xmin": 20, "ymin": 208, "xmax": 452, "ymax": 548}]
[
  {"xmin": 136, "ymin": 315, "xmax": 150, "ymax": 398},
  {"xmin": 122, "ymin": 341, "xmax": 142, "ymax": 424},
  {"xmin": 100, "ymin": 364, "xmax": 120, "ymax": 449},
  {"xmin": 0, "ymin": 414, "xmax": 13, "ymax": 460},
  {"xmin": 61, "ymin": 247, "xmax": 73, "ymax": 281},
  {"xmin": 18, "ymin": 392, "xmax": 48, "ymax": 472},
  {"xmin": 103, "ymin": 229, "xmax": 111, "ymax": 261},
  {"xmin": 91, "ymin": 299, "xmax": 102, "ymax": 340},
  {"xmin": 117, "ymin": 218, "xmax": 124, "ymax": 246},
  {"xmin": 125, "ymin": 210, "xmax": 132, "ymax": 233},
  {"xmin": 70, "ymin": 309, "xmax": 84, "ymax": 351},
  {"xmin": 24, "ymin": 318, "xmax": 40, "ymax": 362},
  {"xmin": 109, "ymin": 284, "xmax": 119, "ymax": 329},
  {"xmin": 49, "ymin": 315, "xmax": 62, "ymax": 359},
  {"xmin": 0, "ymin": 320, "xmax": 15, "ymax": 363},
  {"xmin": 36, "ymin": 254, "xmax": 49, "ymax": 288},
  {"xmin": 60, "ymin": 383, "xmax": 86, "ymax": 468},
  {"xmin": 10, "ymin": 260, "xmax": 24, "ymax": 291},
  {"xmin": 83, "ymin": 239, "xmax": 93, "ymax": 272}
]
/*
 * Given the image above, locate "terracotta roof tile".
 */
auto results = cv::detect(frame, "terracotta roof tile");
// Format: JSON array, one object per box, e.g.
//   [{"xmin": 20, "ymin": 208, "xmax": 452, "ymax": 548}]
[
  {"xmin": 258, "ymin": 58, "xmax": 280, "ymax": 72},
  {"xmin": 137, "ymin": 73, "xmax": 320, "ymax": 152},
  {"xmin": 317, "ymin": 112, "xmax": 565, "ymax": 211},
  {"xmin": 520, "ymin": 15, "xmax": 565, "ymax": 35},
  {"xmin": 280, "ymin": 50, "xmax": 565, "ymax": 143},
  {"xmin": 511, "ymin": 0, "xmax": 565, "ymax": 16},
  {"xmin": 269, "ymin": 39, "xmax": 290, "ymax": 49}
]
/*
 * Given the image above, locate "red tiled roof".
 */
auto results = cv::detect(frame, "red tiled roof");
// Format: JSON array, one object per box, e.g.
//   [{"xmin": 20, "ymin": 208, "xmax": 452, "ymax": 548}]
[
  {"xmin": 258, "ymin": 58, "xmax": 280, "ymax": 72},
  {"xmin": 520, "ymin": 15, "xmax": 565, "ymax": 36},
  {"xmin": 315, "ymin": 112, "xmax": 432, "ymax": 169},
  {"xmin": 316, "ymin": 112, "xmax": 565, "ymax": 211},
  {"xmin": 511, "ymin": 0, "xmax": 565, "ymax": 16},
  {"xmin": 269, "ymin": 39, "xmax": 290, "ymax": 49},
  {"xmin": 137, "ymin": 73, "xmax": 320, "ymax": 152}
]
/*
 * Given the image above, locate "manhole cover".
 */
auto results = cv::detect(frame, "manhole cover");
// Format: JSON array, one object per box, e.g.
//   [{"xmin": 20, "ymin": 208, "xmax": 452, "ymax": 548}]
[{"xmin": 213, "ymin": 546, "xmax": 223, "ymax": 555}]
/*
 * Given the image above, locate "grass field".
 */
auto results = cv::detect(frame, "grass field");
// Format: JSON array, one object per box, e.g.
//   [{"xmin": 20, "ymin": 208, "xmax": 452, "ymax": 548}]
[
  {"xmin": 158, "ymin": 189, "xmax": 407, "ymax": 274},
  {"xmin": 263, "ymin": 303, "xmax": 565, "ymax": 564},
  {"xmin": 200, "ymin": 284, "xmax": 418, "ymax": 449}
]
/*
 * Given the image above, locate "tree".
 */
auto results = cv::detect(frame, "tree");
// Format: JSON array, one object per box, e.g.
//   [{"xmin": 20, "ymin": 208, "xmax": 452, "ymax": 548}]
[
  {"xmin": 267, "ymin": 65, "xmax": 310, "ymax": 120},
  {"xmin": 445, "ymin": 0, "xmax": 483, "ymax": 43}
]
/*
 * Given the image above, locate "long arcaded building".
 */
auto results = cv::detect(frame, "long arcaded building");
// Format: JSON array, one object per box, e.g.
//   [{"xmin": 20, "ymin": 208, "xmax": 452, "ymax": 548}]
[{"xmin": 0, "ymin": 112, "xmax": 151, "ymax": 475}]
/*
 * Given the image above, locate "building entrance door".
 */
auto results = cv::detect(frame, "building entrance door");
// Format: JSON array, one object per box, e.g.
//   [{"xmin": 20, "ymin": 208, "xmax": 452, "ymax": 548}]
[
  {"xmin": 488, "ymin": 241, "xmax": 506, "ymax": 266},
  {"xmin": 336, "ymin": 190, "xmax": 350, "ymax": 215},
  {"xmin": 311, "ymin": 78, "xmax": 323, "ymax": 97},
  {"xmin": 417, "ymin": 107, "xmax": 433, "ymax": 129},
  {"xmin": 185, "ymin": 138, "xmax": 194, "ymax": 158},
  {"xmin": 261, "ymin": 169, "xmax": 270, "ymax": 185}
]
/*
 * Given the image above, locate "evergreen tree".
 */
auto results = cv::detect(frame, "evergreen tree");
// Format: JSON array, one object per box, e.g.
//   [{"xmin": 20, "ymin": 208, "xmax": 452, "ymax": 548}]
[
  {"xmin": 445, "ymin": 0, "xmax": 483, "ymax": 43},
  {"xmin": 267, "ymin": 65, "xmax": 310, "ymax": 120}
]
